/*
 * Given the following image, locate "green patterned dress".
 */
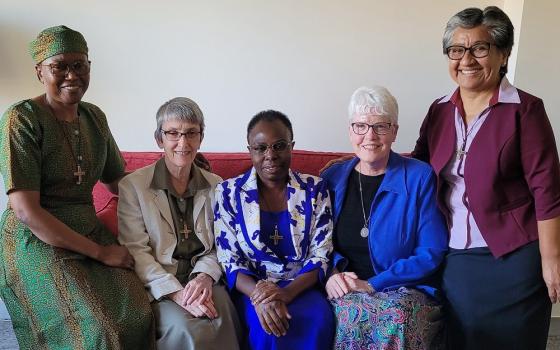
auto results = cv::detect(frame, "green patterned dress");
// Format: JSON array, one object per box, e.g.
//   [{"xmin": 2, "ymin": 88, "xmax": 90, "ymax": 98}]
[{"xmin": 0, "ymin": 99, "xmax": 155, "ymax": 349}]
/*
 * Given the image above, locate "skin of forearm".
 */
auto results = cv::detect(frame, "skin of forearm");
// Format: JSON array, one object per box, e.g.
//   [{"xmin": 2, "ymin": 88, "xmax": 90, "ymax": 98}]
[
  {"xmin": 283, "ymin": 270, "xmax": 318, "ymax": 303},
  {"xmin": 236, "ymin": 273, "xmax": 258, "ymax": 297},
  {"xmin": 10, "ymin": 192, "xmax": 102, "ymax": 260},
  {"xmin": 538, "ymin": 216, "xmax": 560, "ymax": 258}
]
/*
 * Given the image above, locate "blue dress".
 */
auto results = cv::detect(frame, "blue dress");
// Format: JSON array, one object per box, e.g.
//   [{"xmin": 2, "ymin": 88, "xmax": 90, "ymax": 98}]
[{"xmin": 214, "ymin": 168, "xmax": 335, "ymax": 350}]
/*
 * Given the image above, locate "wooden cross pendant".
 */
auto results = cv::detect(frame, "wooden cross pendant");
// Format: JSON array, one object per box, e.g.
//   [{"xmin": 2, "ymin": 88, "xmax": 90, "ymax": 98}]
[
  {"xmin": 456, "ymin": 142, "xmax": 467, "ymax": 159},
  {"xmin": 269, "ymin": 225, "xmax": 283, "ymax": 245},
  {"xmin": 180, "ymin": 224, "xmax": 192, "ymax": 240},
  {"xmin": 74, "ymin": 164, "xmax": 86, "ymax": 185}
]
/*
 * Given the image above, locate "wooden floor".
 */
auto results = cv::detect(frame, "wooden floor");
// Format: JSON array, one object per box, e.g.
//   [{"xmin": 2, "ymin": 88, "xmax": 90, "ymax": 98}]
[{"xmin": 2, "ymin": 319, "xmax": 560, "ymax": 349}]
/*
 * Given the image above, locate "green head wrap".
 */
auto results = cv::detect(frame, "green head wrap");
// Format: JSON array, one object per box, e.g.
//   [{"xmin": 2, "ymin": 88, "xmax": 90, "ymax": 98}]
[{"xmin": 29, "ymin": 25, "xmax": 88, "ymax": 63}]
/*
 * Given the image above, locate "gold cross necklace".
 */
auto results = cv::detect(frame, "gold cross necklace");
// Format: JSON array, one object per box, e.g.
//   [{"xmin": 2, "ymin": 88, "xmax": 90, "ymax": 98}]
[
  {"xmin": 269, "ymin": 225, "xmax": 283, "ymax": 245},
  {"xmin": 177, "ymin": 197, "xmax": 192, "ymax": 241},
  {"xmin": 179, "ymin": 221, "xmax": 192, "ymax": 240},
  {"xmin": 259, "ymin": 186, "xmax": 286, "ymax": 246}
]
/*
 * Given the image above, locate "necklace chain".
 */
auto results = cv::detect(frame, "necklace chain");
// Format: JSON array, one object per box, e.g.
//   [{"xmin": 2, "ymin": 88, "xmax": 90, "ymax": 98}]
[
  {"xmin": 457, "ymin": 112, "xmax": 487, "ymax": 159},
  {"xmin": 259, "ymin": 185, "xmax": 287, "ymax": 246},
  {"xmin": 259, "ymin": 184, "xmax": 286, "ymax": 211},
  {"xmin": 357, "ymin": 163, "xmax": 371, "ymax": 237},
  {"xmin": 44, "ymin": 97, "xmax": 85, "ymax": 185}
]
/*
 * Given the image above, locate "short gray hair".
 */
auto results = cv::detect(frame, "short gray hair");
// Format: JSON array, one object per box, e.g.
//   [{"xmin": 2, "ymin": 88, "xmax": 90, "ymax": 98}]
[
  {"xmin": 155, "ymin": 97, "xmax": 205, "ymax": 141},
  {"xmin": 442, "ymin": 6, "xmax": 514, "ymax": 75},
  {"xmin": 348, "ymin": 86, "xmax": 398, "ymax": 125}
]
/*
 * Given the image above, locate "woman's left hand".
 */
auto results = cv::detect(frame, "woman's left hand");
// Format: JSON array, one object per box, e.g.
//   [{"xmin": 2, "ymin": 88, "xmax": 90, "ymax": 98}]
[
  {"xmin": 185, "ymin": 297, "xmax": 219, "ymax": 319},
  {"xmin": 183, "ymin": 273, "xmax": 214, "ymax": 306},
  {"xmin": 255, "ymin": 300, "xmax": 291, "ymax": 337},
  {"xmin": 538, "ymin": 217, "xmax": 560, "ymax": 303},
  {"xmin": 542, "ymin": 256, "xmax": 560, "ymax": 303}
]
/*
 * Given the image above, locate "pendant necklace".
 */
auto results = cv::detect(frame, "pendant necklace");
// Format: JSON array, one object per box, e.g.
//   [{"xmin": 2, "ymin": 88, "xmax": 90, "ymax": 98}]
[
  {"xmin": 357, "ymin": 163, "xmax": 370, "ymax": 238},
  {"xmin": 259, "ymin": 185, "xmax": 286, "ymax": 246},
  {"xmin": 456, "ymin": 114, "xmax": 485, "ymax": 160},
  {"xmin": 46, "ymin": 98, "xmax": 85, "ymax": 185},
  {"xmin": 178, "ymin": 199, "xmax": 192, "ymax": 242}
]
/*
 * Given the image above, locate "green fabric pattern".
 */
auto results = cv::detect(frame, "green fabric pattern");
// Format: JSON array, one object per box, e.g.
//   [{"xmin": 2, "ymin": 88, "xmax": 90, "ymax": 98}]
[
  {"xmin": 29, "ymin": 25, "xmax": 88, "ymax": 63},
  {"xmin": 0, "ymin": 100, "xmax": 155, "ymax": 349}
]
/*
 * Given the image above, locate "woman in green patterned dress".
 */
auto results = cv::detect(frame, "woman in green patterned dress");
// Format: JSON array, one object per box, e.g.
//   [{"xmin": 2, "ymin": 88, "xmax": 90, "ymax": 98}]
[{"xmin": 0, "ymin": 25, "xmax": 155, "ymax": 349}]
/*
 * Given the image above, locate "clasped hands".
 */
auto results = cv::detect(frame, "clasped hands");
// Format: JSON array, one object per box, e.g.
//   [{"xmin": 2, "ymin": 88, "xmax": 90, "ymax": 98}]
[
  {"xmin": 169, "ymin": 273, "xmax": 218, "ymax": 319},
  {"xmin": 325, "ymin": 271, "xmax": 374, "ymax": 299},
  {"xmin": 250, "ymin": 280, "xmax": 292, "ymax": 337}
]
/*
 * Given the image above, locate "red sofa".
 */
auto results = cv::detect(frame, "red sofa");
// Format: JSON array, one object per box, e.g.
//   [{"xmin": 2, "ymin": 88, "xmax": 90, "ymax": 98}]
[{"xmin": 94, "ymin": 150, "xmax": 350, "ymax": 235}]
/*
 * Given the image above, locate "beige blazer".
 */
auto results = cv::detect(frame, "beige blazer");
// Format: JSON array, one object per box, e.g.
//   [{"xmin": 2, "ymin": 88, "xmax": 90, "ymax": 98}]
[{"xmin": 117, "ymin": 162, "xmax": 222, "ymax": 301}]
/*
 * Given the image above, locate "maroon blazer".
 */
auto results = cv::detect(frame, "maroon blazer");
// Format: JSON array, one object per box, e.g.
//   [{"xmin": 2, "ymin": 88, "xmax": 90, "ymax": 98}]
[{"xmin": 413, "ymin": 88, "xmax": 560, "ymax": 257}]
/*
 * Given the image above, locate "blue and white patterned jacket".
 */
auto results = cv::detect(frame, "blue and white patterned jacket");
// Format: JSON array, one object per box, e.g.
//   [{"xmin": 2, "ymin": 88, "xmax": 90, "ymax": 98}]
[{"xmin": 214, "ymin": 167, "xmax": 333, "ymax": 289}]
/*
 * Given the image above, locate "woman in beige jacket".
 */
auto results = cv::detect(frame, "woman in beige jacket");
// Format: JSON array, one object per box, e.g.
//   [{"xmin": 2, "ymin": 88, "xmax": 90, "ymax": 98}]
[{"xmin": 118, "ymin": 97, "xmax": 241, "ymax": 350}]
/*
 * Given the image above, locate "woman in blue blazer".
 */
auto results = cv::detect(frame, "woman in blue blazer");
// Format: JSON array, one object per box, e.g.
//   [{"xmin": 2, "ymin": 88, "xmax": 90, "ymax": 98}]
[{"xmin": 321, "ymin": 86, "xmax": 448, "ymax": 350}]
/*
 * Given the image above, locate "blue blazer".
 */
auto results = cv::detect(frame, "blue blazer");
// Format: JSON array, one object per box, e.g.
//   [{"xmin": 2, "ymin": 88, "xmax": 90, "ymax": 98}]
[{"xmin": 321, "ymin": 151, "xmax": 448, "ymax": 297}]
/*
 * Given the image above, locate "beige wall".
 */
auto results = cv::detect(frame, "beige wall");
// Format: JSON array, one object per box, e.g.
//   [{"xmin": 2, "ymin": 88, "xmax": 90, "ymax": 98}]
[{"xmin": 513, "ymin": 0, "xmax": 560, "ymax": 317}]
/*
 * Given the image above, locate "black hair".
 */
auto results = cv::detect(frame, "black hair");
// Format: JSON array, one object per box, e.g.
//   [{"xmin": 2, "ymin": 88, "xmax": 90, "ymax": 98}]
[{"xmin": 246, "ymin": 110, "xmax": 294, "ymax": 141}]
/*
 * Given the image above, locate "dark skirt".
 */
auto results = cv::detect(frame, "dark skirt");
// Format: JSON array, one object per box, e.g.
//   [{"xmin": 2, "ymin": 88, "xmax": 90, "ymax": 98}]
[{"xmin": 442, "ymin": 241, "xmax": 551, "ymax": 350}]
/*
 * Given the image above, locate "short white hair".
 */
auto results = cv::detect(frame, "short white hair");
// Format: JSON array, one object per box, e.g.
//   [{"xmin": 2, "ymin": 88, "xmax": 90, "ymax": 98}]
[{"xmin": 348, "ymin": 86, "xmax": 398, "ymax": 124}]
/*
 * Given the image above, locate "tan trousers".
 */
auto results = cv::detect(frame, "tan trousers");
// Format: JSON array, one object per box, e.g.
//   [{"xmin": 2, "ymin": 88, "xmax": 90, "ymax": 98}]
[{"xmin": 152, "ymin": 284, "xmax": 241, "ymax": 350}]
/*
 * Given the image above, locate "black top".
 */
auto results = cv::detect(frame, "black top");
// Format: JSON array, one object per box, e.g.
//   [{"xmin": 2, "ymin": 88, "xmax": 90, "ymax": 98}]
[{"xmin": 334, "ymin": 169, "xmax": 384, "ymax": 280}]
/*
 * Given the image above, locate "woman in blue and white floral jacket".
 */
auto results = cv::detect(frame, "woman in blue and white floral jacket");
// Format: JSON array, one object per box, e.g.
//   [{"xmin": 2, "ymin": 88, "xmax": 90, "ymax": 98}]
[{"xmin": 214, "ymin": 110, "xmax": 334, "ymax": 350}]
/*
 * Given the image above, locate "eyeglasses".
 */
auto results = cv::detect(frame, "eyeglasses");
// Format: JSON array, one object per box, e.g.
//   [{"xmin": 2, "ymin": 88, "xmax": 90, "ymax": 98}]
[
  {"xmin": 351, "ymin": 122, "xmax": 393, "ymax": 135},
  {"xmin": 161, "ymin": 129, "xmax": 202, "ymax": 141},
  {"xmin": 39, "ymin": 60, "xmax": 91, "ymax": 77},
  {"xmin": 445, "ymin": 42, "xmax": 495, "ymax": 60},
  {"xmin": 248, "ymin": 140, "xmax": 293, "ymax": 155}
]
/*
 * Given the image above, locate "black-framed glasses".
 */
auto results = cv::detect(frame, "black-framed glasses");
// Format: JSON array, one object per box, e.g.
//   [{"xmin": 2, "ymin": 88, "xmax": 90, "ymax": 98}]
[
  {"xmin": 248, "ymin": 140, "xmax": 293, "ymax": 155},
  {"xmin": 445, "ymin": 42, "xmax": 495, "ymax": 60},
  {"xmin": 39, "ymin": 60, "xmax": 91, "ymax": 77},
  {"xmin": 351, "ymin": 122, "xmax": 393, "ymax": 135},
  {"xmin": 161, "ymin": 129, "xmax": 202, "ymax": 141}
]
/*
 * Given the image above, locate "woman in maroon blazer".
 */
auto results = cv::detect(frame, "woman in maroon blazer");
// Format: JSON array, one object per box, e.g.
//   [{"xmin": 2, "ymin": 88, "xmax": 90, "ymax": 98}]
[{"xmin": 412, "ymin": 6, "xmax": 560, "ymax": 350}]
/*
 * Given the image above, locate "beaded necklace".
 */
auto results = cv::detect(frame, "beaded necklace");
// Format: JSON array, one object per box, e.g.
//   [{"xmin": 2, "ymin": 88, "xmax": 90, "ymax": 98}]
[{"xmin": 45, "ymin": 97, "xmax": 85, "ymax": 185}]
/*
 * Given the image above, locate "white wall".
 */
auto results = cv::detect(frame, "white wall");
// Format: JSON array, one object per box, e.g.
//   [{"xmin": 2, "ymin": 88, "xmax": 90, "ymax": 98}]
[{"xmin": 0, "ymin": 0, "xmax": 499, "ymax": 154}]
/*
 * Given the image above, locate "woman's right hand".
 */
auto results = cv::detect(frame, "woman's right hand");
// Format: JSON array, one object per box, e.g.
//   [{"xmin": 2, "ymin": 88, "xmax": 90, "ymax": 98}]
[
  {"xmin": 256, "ymin": 300, "xmax": 291, "ymax": 337},
  {"xmin": 97, "ymin": 244, "xmax": 135, "ymax": 269},
  {"xmin": 326, "ymin": 272, "xmax": 357, "ymax": 299},
  {"xmin": 251, "ymin": 280, "xmax": 281, "ymax": 305}
]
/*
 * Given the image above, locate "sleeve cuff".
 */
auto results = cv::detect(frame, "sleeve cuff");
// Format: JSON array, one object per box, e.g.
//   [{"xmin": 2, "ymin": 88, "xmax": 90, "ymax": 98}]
[{"xmin": 226, "ymin": 268, "xmax": 256, "ymax": 290}]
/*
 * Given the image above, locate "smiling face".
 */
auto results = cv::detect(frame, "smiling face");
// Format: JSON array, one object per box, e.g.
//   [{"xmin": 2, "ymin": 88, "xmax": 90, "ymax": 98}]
[
  {"xmin": 248, "ymin": 119, "xmax": 293, "ymax": 185},
  {"xmin": 448, "ymin": 25, "xmax": 508, "ymax": 94},
  {"xmin": 349, "ymin": 114, "xmax": 397, "ymax": 172},
  {"xmin": 36, "ymin": 52, "xmax": 90, "ymax": 105},
  {"xmin": 157, "ymin": 119, "xmax": 202, "ymax": 173}
]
